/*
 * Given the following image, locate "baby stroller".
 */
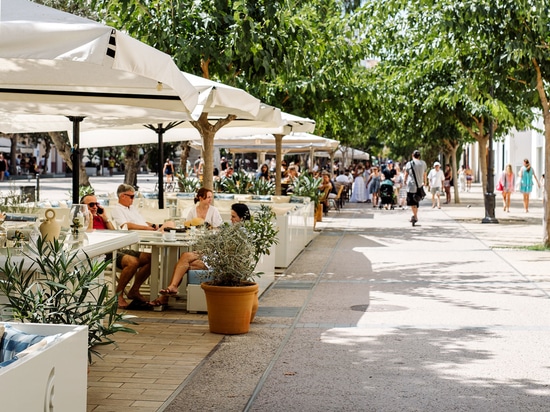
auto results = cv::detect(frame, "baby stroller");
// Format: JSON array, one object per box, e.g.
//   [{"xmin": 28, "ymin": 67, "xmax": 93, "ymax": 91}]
[{"xmin": 379, "ymin": 180, "xmax": 395, "ymax": 209}]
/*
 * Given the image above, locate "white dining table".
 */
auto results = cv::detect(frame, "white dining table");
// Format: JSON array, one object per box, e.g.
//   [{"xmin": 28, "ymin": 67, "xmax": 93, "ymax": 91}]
[
  {"xmin": 137, "ymin": 232, "xmax": 195, "ymax": 306},
  {"xmin": 0, "ymin": 229, "xmax": 140, "ymax": 267}
]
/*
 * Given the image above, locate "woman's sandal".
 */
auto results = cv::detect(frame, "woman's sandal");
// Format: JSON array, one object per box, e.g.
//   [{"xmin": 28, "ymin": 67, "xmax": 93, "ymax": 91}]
[{"xmin": 159, "ymin": 288, "xmax": 178, "ymax": 296}]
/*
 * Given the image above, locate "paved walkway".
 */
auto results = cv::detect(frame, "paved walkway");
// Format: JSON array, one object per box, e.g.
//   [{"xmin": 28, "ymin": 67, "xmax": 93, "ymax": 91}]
[
  {"xmin": 163, "ymin": 186, "xmax": 550, "ymax": 412},
  {"xmin": 3, "ymin": 176, "xmax": 548, "ymax": 411}
]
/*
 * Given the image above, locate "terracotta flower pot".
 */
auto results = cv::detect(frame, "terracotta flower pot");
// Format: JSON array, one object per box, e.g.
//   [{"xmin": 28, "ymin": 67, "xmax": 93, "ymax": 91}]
[{"xmin": 201, "ymin": 282, "xmax": 259, "ymax": 334}]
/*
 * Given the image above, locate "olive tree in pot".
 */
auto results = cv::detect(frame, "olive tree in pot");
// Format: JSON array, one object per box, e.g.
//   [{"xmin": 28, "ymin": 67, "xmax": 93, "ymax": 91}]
[
  {"xmin": 0, "ymin": 237, "xmax": 136, "ymax": 363},
  {"xmin": 196, "ymin": 205, "xmax": 278, "ymax": 334}
]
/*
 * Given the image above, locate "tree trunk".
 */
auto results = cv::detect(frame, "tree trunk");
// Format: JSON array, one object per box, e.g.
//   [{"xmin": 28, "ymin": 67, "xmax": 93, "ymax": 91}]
[
  {"xmin": 533, "ymin": 58, "xmax": 550, "ymax": 246},
  {"xmin": 450, "ymin": 143, "xmax": 459, "ymax": 204},
  {"xmin": 190, "ymin": 113, "xmax": 236, "ymax": 191},
  {"xmin": 180, "ymin": 141, "xmax": 191, "ymax": 176},
  {"xmin": 48, "ymin": 132, "xmax": 90, "ymax": 186},
  {"xmin": 41, "ymin": 135, "xmax": 53, "ymax": 174},
  {"xmin": 124, "ymin": 145, "xmax": 140, "ymax": 188},
  {"xmin": 477, "ymin": 134, "xmax": 489, "ymax": 194}
]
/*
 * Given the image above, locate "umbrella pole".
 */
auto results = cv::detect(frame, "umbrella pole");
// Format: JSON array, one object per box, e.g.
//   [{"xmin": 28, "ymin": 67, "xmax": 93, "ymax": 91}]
[
  {"xmin": 274, "ymin": 134, "xmax": 283, "ymax": 195},
  {"xmin": 157, "ymin": 124, "xmax": 165, "ymax": 209},
  {"xmin": 68, "ymin": 116, "xmax": 84, "ymax": 205}
]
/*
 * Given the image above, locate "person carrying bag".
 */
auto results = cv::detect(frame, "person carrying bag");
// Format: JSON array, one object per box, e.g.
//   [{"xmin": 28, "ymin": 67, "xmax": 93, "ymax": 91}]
[{"xmin": 404, "ymin": 150, "xmax": 427, "ymax": 226}]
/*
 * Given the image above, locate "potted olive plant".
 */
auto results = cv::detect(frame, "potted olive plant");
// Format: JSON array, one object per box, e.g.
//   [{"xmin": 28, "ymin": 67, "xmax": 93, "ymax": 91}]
[
  {"xmin": 0, "ymin": 237, "xmax": 136, "ymax": 363},
  {"xmin": 195, "ymin": 205, "xmax": 278, "ymax": 334}
]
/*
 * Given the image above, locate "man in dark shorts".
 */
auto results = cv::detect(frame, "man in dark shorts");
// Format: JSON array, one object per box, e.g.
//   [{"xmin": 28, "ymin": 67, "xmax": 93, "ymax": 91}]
[{"xmin": 404, "ymin": 150, "xmax": 427, "ymax": 226}]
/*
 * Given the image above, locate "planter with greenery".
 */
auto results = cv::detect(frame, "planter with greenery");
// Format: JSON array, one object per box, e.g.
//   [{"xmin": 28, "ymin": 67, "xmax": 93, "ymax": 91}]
[
  {"xmin": 175, "ymin": 173, "xmax": 201, "ymax": 193},
  {"xmin": 195, "ymin": 205, "xmax": 278, "ymax": 334},
  {"xmin": 0, "ymin": 237, "xmax": 136, "ymax": 363},
  {"xmin": 291, "ymin": 173, "xmax": 323, "ymax": 207}
]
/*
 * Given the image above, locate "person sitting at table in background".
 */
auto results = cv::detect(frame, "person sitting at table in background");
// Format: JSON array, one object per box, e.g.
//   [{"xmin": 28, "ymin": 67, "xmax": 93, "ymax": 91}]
[
  {"xmin": 256, "ymin": 163, "xmax": 271, "ymax": 181},
  {"xmin": 154, "ymin": 203, "xmax": 251, "ymax": 304},
  {"xmin": 186, "ymin": 187, "xmax": 223, "ymax": 228},
  {"xmin": 282, "ymin": 165, "xmax": 299, "ymax": 195},
  {"xmin": 82, "ymin": 192, "xmax": 157, "ymax": 310},
  {"xmin": 318, "ymin": 170, "xmax": 337, "ymax": 215}
]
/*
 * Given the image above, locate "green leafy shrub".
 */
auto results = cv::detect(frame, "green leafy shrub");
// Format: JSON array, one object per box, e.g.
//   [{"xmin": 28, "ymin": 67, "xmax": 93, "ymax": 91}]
[
  {"xmin": 220, "ymin": 170, "xmax": 253, "ymax": 194},
  {"xmin": 175, "ymin": 173, "xmax": 200, "ymax": 193},
  {"xmin": 0, "ymin": 237, "xmax": 136, "ymax": 363},
  {"xmin": 248, "ymin": 178, "xmax": 275, "ymax": 195},
  {"xmin": 291, "ymin": 172, "xmax": 322, "ymax": 205}
]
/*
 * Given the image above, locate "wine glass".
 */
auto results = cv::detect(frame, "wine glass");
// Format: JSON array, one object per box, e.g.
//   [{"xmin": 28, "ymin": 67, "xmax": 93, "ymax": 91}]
[{"xmin": 69, "ymin": 204, "xmax": 90, "ymax": 236}]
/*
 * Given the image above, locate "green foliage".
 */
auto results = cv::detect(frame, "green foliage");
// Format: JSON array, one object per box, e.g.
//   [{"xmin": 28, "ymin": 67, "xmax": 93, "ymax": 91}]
[
  {"xmin": 248, "ymin": 178, "xmax": 275, "ymax": 195},
  {"xmin": 0, "ymin": 185, "xmax": 39, "ymax": 214},
  {"xmin": 244, "ymin": 205, "xmax": 279, "ymax": 268},
  {"xmin": 194, "ymin": 205, "xmax": 278, "ymax": 286},
  {"xmin": 220, "ymin": 170, "xmax": 253, "ymax": 194},
  {"xmin": 175, "ymin": 173, "xmax": 200, "ymax": 193},
  {"xmin": 194, "ymin": 223, "xmax": 256, "ymax": 286},
  {"xmin": 91, "ymin": 0, "xmax": 367, "ymax": 142},
  {"xmin": 291, "ymin": 173, "xmax": 323, "ymax": 206},
  {"xmin": 79, "ymin": 185, "xmax": 95, "ymax": 199},
  {"xmin": 0, "ymin": 237, "xmax": 136, "ymax": 363}
]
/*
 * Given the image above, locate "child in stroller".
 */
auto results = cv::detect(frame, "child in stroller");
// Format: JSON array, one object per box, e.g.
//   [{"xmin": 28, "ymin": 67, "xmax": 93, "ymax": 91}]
[{"xmin": 379, "ymin": 172, "xmax": 395, "ymax": 209}]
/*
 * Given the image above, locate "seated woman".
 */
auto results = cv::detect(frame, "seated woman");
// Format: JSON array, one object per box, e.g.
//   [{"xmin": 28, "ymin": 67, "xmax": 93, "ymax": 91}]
[
  {"xmin": 187, "ymin": 187, "xmax": 224, "ymax": 228},
  {"xmin": 154, "ymin": 203, "xmax": 251, "ymax": 303}
]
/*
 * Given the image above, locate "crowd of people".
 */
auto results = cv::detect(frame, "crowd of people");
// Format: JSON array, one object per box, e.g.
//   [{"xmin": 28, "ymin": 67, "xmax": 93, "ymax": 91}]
[
  {"xmin": 79, "ymin": 151, "xmax": 544, "ymax": 310},
  {"xmin": 0, "ymin": 153, "xmax": 41, "ymax": 181}
]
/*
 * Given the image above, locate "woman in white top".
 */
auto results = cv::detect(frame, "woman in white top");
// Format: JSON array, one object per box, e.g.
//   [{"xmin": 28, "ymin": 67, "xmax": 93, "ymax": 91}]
[
  {"xmin": 187, "ymin": 187, "xmax": 223, "ymax": 228},
  {"xmin": 350, "ymin": 166, "xmax": 367, "ymax": 203}
]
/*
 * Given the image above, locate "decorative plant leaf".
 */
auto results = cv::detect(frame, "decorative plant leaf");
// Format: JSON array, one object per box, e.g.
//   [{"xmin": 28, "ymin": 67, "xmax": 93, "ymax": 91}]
[{"xmin": 0, "ymin": 236, "xmax": 137, "ymax": 363}]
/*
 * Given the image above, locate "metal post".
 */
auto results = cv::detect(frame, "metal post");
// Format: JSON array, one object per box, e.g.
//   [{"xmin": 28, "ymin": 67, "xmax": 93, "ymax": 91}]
[
  {"xmin": 68, "ymin": 116, "xmax": 85, "ymax": 205},
  {"xmin": 36, "ymin": 173, "xmax": 40, "ymax": 202},
  {"xmin": 157, "ymin": 124, "xmax": 165, "ymax": 209}
]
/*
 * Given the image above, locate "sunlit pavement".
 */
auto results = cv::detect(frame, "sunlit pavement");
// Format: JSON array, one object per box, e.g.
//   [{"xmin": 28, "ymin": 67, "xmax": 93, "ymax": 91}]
[{"xmin": 3, "ymin": 176, "xmax": 549, "ymax": 411}]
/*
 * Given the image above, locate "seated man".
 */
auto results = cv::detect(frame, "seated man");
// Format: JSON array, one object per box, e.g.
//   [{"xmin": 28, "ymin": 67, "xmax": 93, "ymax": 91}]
[{"xmin": 95, "ymin": 184, "xmax": 168, "ymax": 309}]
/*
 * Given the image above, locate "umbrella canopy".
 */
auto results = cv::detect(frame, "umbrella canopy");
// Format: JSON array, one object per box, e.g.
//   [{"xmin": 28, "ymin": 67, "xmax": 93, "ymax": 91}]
[
  {"xmin": 0, "ymin": 0, "xmax": 197, "ymax": 118},
  {"xmin": 190, "ymin": 132, "xmax": 338, "ymax": 153},
  {"xmin": 0, "ymin": 0, "xmax": 199, "ymax": 203}
]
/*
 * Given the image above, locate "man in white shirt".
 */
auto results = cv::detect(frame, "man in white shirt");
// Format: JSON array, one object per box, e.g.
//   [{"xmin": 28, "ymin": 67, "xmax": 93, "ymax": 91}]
[
  {"xmin": 110, "ymin": 184, "xmax": 170, "ymax": 309},
  {"xmin": 404, "ymin": 150, "xmax": 427, "ymax": 225},
  {"xmin": 427, "ymin": 162, "xmax": 445, "ymax": 209}
]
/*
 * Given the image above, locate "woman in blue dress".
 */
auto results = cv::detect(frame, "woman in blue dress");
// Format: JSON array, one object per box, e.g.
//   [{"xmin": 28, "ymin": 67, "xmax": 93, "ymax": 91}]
[{"xmin": 518, "ymin": 159, "xmax": 540, "ymax": 213}]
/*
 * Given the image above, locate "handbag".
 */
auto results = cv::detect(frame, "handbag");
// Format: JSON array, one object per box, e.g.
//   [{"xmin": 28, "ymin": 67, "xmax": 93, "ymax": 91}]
[
  {"xmin": 496, "ymin": 180, "xmax": 503, "ymax": 191},
  {"xmin": 409, "ymin": 161, "xmax": 425, "ymax": 202}
]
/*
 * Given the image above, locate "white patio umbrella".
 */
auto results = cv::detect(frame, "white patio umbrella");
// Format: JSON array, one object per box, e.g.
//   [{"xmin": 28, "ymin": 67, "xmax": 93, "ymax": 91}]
[{"xmin": 0, "ymin": 0, "xmax": 198, "ymax": 203}]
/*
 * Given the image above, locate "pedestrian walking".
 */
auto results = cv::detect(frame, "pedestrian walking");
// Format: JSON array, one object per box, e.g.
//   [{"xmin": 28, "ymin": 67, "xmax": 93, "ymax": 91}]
[
  {"xmin": 427, "ymin": 161, "xmax": 444, "ymax": 208},
  {"xmin": 518, "ymin": 158, "xmax": 540, "ymax": 213},
  {"xmin": 404, "ymin": 150, "xmax": 427, "ymax": 226},
  {"xmin": 443, "ymin": 164, "xmax": 452, "ymax": 204},
  {"xmin": 496, "ymin": 164, "xmax": 515, "ymax": 212}
]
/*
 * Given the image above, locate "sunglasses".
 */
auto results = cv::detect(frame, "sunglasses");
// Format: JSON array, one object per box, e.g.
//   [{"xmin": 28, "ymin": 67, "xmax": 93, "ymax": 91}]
[
  {"xmin": 86, "ymin": 202, "xmax": 100, "ymax": 207},
  {"xmin": 123, "ymin": 193, "xmax": 135, "ymax": 199}
]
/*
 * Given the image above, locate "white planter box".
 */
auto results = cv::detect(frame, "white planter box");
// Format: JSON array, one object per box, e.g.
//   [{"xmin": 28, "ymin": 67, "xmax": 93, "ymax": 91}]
[{"xmin": 0, "ymin": 322, "xmax": 88, "ymax": 412}]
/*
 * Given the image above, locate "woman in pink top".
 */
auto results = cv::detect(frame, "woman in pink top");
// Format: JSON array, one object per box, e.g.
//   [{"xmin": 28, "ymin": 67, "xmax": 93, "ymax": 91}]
[{"xmin": 498, "ymin": 164, "xmax": 515, "ymax": 212}]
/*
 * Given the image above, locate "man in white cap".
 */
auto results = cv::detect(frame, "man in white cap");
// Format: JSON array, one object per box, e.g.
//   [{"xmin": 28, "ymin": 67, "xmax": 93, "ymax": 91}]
[{"xmin": 428, "ymin": 161, "xmax": 445, "ymax": 208}]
